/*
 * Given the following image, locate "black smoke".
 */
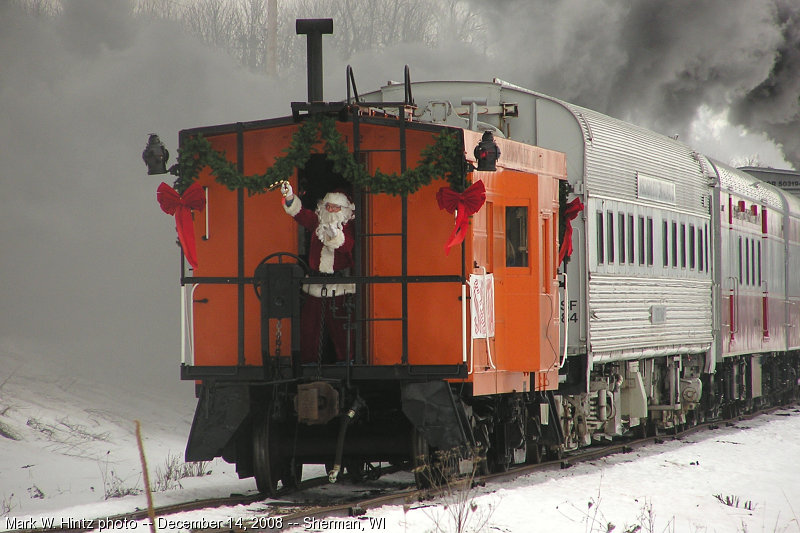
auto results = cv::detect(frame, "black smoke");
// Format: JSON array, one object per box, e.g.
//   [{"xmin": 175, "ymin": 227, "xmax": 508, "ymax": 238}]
[
  {"xmin": 480, "ymin": 0, "xmax": 799, "ymax": 168},
  {"xmin": 730, "ymin": 0, "xmax": 800, "ymax": 167}
]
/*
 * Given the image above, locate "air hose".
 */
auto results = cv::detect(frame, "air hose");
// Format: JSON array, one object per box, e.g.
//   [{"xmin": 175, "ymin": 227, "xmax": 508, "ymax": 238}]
[{"xmin": 328, "ymin": 396, "xmax": 365, "ymax": 483}]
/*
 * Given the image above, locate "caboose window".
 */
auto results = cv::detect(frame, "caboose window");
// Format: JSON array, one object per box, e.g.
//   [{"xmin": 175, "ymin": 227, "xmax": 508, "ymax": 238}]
[
  {"xmin": 704, "ymin": 224, "xmax": 710, "ymax": 272},
  {"xmin": 662, "ymin": 220, "xmax": 668, "ymax": 267},
  {"xmin": 607, "ymin": 212, "xmax": 615, "ymax": 263},
  {"xmin": 506, "ymin": 206, "xmax": 528, "ymax": 267},
  {"xmin": 689, "ymin": 224, "xmax": 695, "ymax": 269},
  {"xmin": 619, "ymin": 213, "xmax": 626, "ymax": 264},
  {"xmin": 647, "ymin": 217, "xmax": 654, "ymax": 266},
  {"xmin": 597, "ymin": 211, "xmax": 604, "ymax": 265}
]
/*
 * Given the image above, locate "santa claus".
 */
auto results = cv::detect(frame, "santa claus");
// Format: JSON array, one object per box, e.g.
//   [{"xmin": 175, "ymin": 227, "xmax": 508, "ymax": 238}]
[{"xmin": 281, "ymin": 182, "xmax": 355, "ymax": 363}]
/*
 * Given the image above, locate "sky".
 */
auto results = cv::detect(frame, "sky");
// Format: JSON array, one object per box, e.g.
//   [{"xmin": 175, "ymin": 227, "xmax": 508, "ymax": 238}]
[{"xmin": 0, "ymin": 0, "xmax": 798, "ymax": 398}]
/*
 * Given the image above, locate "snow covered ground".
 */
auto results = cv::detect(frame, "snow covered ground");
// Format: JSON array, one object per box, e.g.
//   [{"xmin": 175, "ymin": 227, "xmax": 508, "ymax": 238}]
[
  {"xmin": 2, "ymin": 347, "xmax": 799, "ymax": 533},
  {"xmin": 0, "ymin": 349, "xmax": 257, "ymax": 527}
]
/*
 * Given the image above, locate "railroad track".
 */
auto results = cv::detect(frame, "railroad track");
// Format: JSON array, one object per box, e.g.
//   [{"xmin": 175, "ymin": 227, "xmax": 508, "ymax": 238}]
[
  {"xmin": 11, "ymin": 403, "xmax": 798, "ymax": 533},
  {"xmin": 7, "ymin": 467, "xmax": 409, "ymax": 533}
]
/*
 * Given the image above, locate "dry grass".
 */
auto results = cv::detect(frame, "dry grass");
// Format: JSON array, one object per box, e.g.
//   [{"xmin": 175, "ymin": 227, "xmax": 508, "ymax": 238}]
[{"xmin": 152, "ymin": 452, "xmax": 210, "ymax": 492}]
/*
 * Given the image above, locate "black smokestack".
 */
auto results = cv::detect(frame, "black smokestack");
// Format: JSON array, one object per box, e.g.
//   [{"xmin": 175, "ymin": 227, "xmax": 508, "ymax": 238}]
[{"xmin": 296, "ymin": 18, "xmax": 333, "ymax": 103}]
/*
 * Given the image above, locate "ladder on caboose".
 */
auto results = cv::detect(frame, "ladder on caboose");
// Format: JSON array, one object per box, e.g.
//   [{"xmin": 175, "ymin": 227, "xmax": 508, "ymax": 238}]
[{"xmin": 345, "ymin": 66, "xmax": 466, "ymax": 369}]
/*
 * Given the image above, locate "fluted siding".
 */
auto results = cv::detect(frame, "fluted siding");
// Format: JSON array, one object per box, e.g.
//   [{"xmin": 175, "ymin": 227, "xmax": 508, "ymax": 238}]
[
  {"xmin": 588, "ymin": 274, "xmax": 712, "ymax": 362},
  {"xmin": 714, "ymin": 161, "xmax": 785, "ymax": 209},
  {"xmin": 567, "ymin": 105, "xmax": 710, "ymax": 216}
]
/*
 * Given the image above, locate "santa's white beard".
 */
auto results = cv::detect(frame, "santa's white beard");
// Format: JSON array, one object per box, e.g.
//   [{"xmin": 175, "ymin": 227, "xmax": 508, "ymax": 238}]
[{"xmin": 315, "ymin": 205, "xmax": 351, "ymax": 241}]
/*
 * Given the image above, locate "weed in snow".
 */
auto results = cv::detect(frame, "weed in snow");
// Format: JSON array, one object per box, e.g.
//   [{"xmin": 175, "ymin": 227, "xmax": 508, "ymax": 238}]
[{"xmin": 152, "ymin": 452, "xmax": 210, "ymax": 492}]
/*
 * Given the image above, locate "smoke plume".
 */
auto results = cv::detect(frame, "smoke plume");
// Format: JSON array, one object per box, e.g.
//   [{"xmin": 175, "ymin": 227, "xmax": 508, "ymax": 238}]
[{"xmin": 480, "ymin": 0, "xmax": 799, "ymax": 168}]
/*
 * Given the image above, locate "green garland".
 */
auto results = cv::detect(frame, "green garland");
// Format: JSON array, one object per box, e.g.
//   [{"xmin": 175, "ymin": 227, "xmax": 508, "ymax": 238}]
[{"xmin": 172, "ymin": 115, "xmax": 466, "ymax": 196}]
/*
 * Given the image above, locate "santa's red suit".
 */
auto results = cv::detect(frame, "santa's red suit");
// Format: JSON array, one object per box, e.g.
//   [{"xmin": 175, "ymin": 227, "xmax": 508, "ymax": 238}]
[{"xmin": 283, "ymin": 190, "xmax": 355, "ymax": 363}]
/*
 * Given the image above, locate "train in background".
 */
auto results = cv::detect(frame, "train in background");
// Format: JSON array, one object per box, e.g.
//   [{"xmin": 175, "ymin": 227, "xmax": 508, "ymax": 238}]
[{"xmin": 147, "ymin": 19, "xmax": 800, "ymax": 494}]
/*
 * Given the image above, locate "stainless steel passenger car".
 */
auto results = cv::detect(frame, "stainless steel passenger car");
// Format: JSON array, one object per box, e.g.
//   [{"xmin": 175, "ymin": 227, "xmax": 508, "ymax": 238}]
[{"xmin": 365, "ymin": 78, "xmax": 800, "ymax": 444}]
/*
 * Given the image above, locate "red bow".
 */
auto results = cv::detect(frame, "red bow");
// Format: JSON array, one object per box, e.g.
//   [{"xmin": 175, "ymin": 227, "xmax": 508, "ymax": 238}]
[
  {"xmin": 436, "ymin": 180, "xmax": 486, "ymax": 255},
  {"xmin": 558, "ymin": 197, "xmax": 584, "ymax": 266},
  {"xmin": 157, "ymin": 182, "xmax": 206, "ymax": 268}
]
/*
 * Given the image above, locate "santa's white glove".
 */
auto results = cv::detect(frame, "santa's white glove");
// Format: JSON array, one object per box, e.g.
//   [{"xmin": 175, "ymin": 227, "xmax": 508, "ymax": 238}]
[
  {"xmin": 280, "ymin": 182, "xmax": 293, "ymax": 198},
  {"xmin": 323, "ymin": 226, "xmax": 338, "ymax": 239}
]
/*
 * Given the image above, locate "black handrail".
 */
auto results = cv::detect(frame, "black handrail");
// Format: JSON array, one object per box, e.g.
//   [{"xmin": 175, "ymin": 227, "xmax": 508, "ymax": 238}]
[
  {"xmin": 346, "ymin": 65, "xmax": 360, "ymax": 104},
  {"xmin": 404, "ymin": 65, "xmax": 413, "ymax": 105}
]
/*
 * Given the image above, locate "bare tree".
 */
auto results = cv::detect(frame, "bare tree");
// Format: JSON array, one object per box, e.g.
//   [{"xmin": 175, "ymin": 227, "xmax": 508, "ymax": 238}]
[
  {"xmin": 182, "ymin": 0, "xmax": 240, "ymax": 53},
  {"xmin": 11, "ymin": 0, "xmax": 61, "ymax": 17},
  {"xmin": 732, "ymin": 155, "xmax": 764, "ymax": 168},
  {"xmin": 236, "ymin": 0, "xmax": 268, "ymax": 71},
  {"xmin": 133, "ymin": 0, "xmax": 181, "ymax": 22},
  {"xmin": 285, "ymin": 0, "xmax": 485, "ymax": 59},
  {"xmin": 435, "ymin": 0, "xmax": 487, "ymax": 48},
  {"xmin": 128, "ymin": 0, "xmax": 486, "ymax": 76}
]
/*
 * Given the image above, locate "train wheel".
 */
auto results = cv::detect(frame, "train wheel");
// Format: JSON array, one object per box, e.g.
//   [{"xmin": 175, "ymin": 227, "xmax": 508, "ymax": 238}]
[
  {"xmin": 526, "ymin": 442, "xmax": 543, "ymax": 464},
  {"xmin": 281, "ymin": 457, "xmax": 303, "ymax": 490},
  {"xmin": 344, "ymin": 461, "xmax": 368, "ymax": 483},
  {"xmin": 525, "ymin": 415, "xmax": 543, "ymax": 464},
  {"xmin": 252, "ymin": 413, "xmax": 281, "ymax": 496},
  {"xmin": 488, "ymin": 424, "xmax": 513, "ymax": 473},
  {"xmin": 643, "ymin": 415, "xmax": 664, "ymax": 437},
  {"xmin": 547, "ymin": 445, "xmax": 564, "ymax": 461}
]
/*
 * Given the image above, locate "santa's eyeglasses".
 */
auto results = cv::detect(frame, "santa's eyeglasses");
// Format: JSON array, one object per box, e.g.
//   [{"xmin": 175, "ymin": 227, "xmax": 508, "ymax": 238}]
[{"xmin": 324, "ymin": 202, "xmax": 343, "ymax": 212}]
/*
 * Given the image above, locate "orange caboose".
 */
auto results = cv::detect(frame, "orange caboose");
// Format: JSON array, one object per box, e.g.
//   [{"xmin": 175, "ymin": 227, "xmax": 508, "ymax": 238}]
[
  {"xmin": 179, "ymin": 119, "xmax": 565, "ymax": 387},
  {"xmin": 170, "ymin": 97, "xmax": 566, "ymax": 493}
]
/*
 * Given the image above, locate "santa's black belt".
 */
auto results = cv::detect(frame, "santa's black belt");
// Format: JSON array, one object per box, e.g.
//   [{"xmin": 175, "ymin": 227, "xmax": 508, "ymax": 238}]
[{"xmin": 313, "ymin": 269, "xmax": 350, "ymax": 278}]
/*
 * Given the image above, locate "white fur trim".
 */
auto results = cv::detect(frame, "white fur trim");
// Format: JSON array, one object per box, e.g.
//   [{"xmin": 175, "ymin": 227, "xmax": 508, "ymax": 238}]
[
  {"xmin": 303, "ymin": 283, "xmax": 356, "ymax": 297},
  {"xmin": 319, "ymin": 244, "xmax": 335, "ymax": 273},
  {"xmin": 323, "ymin": 229, "xmax": 346, "ymax": 249},
  {"xmin": 323, "ymin": 192, "xmax": 354, "ymax": 210},
  {"xmin": 283, "ymin": 196, "xmax": 301, "ymax": 217}
]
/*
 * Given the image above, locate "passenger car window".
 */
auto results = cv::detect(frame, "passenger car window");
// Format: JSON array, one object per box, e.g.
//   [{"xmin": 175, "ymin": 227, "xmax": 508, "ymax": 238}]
[
  {"xmin": 671, "ymin": 222, "xmax": 678, "ymax": 267},
  {"xmin": 596, "ymin": 211, "xmax": 604, "ymax": 265},
  {"xmin": 627, "ymin": 214, "xmax": 635, "ymax": 264},
  {"xmin": 607, "ymin": 212, "xmax": 615, "ymax": 263},
  {"xmin": 638, "ymin": 216, "xmax": 645, "ymax": 265},
  {"xmin": 697, "ymin": 227, "xmax": 703, "ymax": 271},
  {"xmin": 680, "ymin": 223, "xmax": 686, "ymax": 268}
]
